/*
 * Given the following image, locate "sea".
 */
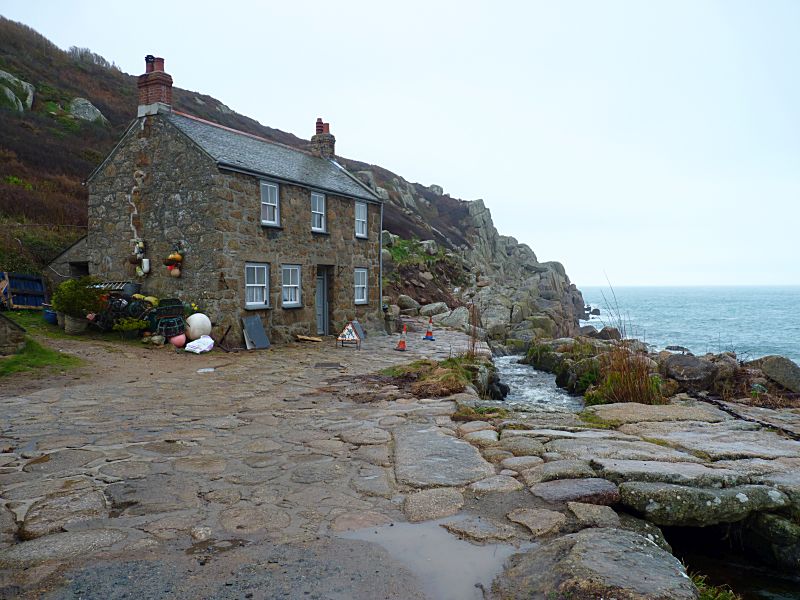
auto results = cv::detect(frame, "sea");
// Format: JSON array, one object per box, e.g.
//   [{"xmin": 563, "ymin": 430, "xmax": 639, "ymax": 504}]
[{"xmin": 579, "ymin": 286, "xmax": 800, "ymax": 365}]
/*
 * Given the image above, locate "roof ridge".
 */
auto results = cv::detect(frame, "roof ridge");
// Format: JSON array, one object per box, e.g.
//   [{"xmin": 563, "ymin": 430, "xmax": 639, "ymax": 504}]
[
  {"xmin": 170, "ymin": 110, "xmax": 318, "ymax": 158},
  {"xmin": 331, "ymin": 159, "xmax": 384, "ymax": 202}
]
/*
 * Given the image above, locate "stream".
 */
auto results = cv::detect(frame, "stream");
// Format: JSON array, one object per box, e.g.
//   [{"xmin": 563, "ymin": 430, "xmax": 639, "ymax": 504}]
[{"xmin": 492, "ymin": 354, "xmax": 800, "ymax": 600}]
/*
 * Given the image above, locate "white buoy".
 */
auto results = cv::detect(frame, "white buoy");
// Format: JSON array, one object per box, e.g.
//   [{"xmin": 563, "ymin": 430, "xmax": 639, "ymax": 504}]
[{"xmin": 185, "ymin": 313, "xmax": 212, "ymax": 341}]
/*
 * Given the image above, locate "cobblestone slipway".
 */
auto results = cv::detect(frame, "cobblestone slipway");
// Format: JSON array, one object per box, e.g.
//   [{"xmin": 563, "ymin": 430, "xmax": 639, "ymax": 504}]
[
  {"xmin": 4, "ymin": 323, "xmax": 798, "ymax": 599},
  {"xmin": 0, "ymin": 325, "xmax": 514, "ymax": 599}
]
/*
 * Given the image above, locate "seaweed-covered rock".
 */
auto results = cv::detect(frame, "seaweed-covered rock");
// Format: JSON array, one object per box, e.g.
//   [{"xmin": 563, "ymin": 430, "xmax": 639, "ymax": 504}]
[{"xmin": 619, "ymin": 482, "xmax": 788, "ymax": 527}]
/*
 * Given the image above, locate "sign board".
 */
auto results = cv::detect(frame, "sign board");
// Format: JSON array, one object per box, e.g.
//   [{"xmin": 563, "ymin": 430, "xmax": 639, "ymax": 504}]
[
  {"xmin": 351, "ymin": 319, "xmax": 366, "ymax": 340},
  {"xmin": 242, "ymin": 315, "xmax": 271, "ymax": 350},
  {"xmin": 337, "ymin": 321, "xmax": 361, "ymax": 349}
]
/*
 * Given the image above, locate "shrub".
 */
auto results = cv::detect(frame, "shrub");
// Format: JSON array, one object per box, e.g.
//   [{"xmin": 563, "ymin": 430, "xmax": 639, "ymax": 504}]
[
  {"xmin": 690, "ymin": 572, "xmax": 742, "ymax": 600},
  {"xmin": 112, "ymin": 317, "xmax": 148, "ymax": 332},
  {"xmin": 51, "ymin": 276, "xmax": 103, "ymax": 318},
  {"xmin": 585, "ymin": 343, "xmax": 665, "ymax": 405}
]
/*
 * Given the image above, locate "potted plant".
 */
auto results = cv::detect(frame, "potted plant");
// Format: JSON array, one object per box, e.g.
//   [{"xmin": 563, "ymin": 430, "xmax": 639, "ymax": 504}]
[
  {"xmin": 112, "ymin": 317, "xmax": 149, "ymax": 340},
  {"xmin": 51, "ymin": 276, "xmax": 104, "ymax": 335}
]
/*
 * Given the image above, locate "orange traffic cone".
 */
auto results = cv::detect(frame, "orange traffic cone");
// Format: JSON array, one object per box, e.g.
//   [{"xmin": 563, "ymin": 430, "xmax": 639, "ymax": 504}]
[
  {"xmin": 395, "ymin": 323, "xmax": 407, "ymax": 351},
  {"xmin": 423, "ymin": 316, "xmax": 435, "ymax": 341}
]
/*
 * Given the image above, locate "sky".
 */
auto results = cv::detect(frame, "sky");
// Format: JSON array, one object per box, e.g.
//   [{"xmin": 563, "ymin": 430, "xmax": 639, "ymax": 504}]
[{"xmin": 3, "ymin": 1, "xmax": 798, "ymax": 286}]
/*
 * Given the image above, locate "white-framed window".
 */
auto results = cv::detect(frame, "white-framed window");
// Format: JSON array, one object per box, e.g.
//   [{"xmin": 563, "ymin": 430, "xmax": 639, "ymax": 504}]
[
  {"xmin": 311, "ymin": 192, "xmax": 326, "ymax": 232},
  {"xmin": 354, "ymin": 268, "xmax": 368, "ymax": 304},
  {"xmin": 281, "ymin": 264, "xmax": 302, "ymax": 308},
  {"xmin": 260, "ymin": 181, "xmax": 279, "ymax": 226},
  {"xmin": 355, "ymin": 201, "xmax": 367, "ymax": 238},
  {"xmin": 245, "ymin": 262, "xmax": 269, "ymax": 308}
]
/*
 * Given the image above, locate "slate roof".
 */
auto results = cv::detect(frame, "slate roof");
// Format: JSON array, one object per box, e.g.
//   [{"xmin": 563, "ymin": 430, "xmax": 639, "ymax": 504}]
[{"xmin": 167, "ymin": 112, "xmax": 380, "ymax": 203}]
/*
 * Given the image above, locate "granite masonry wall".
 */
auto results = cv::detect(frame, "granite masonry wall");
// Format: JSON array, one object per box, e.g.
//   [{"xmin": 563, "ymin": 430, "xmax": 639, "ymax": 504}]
[
  {"xmin": 87, "ymin": 114, "xmax": 382, "ymax": 344},
  {"xmin": 0, "ymin": 313, "xmax": 25, "ymax": 356},
  {"xmin": 44, "ymin": 236, "xmax": 88, "ymax": 292}
]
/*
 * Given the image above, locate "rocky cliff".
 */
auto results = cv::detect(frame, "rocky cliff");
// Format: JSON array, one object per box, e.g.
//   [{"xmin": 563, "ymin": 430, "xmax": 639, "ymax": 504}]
[{"xmin": 356, "ymin": 166, "xmax": 586, "ymax": 349}]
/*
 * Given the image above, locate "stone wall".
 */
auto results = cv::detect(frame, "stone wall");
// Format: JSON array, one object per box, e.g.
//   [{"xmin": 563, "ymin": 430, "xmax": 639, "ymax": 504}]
[
  {"xmin": 88, "ymin": 114, "xmax": 382, "ymax": 344},
  {"xmin": 0, "ymin": 313, "xmax": 25, "ymax": 355},
  {"xmin": 213, "ymin": 171, "xmax": 382, "ymax": 343},
  {"xmin": 45, "ymin": 236, "xmax": 88, "ymax": 292}
]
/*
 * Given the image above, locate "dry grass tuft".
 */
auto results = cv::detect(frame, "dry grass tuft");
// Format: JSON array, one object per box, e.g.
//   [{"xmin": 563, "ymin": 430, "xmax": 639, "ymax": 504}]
[{"xmin": 585, "ymin": 344, "xmax": 666, "ymax": 405}]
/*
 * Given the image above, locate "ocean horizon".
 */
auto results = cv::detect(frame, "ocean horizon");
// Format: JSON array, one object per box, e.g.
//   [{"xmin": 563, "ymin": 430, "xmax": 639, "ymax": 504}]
[{"xmin": 579, "ymin": 285, "xmax": 800, "ymax": 364}]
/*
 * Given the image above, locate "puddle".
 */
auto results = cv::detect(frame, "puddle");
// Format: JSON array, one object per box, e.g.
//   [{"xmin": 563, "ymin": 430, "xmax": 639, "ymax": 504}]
[{"xmin": 340, "ymin": 517, "xmax": 528, "ymax": 600}]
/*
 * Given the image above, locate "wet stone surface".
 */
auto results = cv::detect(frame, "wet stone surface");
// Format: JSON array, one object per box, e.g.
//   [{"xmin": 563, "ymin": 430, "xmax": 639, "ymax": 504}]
[{"xmin": 3, "ymin": 323, "xmax": 800, "ymax": 598}]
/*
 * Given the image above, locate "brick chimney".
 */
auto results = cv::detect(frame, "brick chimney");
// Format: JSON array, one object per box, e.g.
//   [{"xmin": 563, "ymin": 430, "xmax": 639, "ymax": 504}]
[
  {"xmin": 310, "ymin": 118, "xmax": 336, "ymax": 159},
  {"xmin": 137, "ymin": 55, "xmax": 173, "ymax": 117}
]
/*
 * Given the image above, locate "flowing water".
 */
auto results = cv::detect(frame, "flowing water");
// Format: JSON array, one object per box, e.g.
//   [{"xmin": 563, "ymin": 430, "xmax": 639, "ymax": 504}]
[
  {"xmin": 493, "ymin": 355, "xmax": 800, "ymax": 600},
  {"xmin": 492, "ymin": 355, "xmax": 582, "ymax": 412}
]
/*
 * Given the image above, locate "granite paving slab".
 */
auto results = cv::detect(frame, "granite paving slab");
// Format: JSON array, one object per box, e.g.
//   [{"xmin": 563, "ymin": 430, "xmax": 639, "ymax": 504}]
[
  {"xmin": 591, "ymin": 458, "xmax": 748, "ymax": 487},
  {"xmin": 529, "ymin": 478, "xmax": 620, "ymax": 506},
  {"xmin": 394, "ymin": 425, "xmax": 494, "ymax": 488},
  {"xmin": 584, "ymin": 401, "xmax": 729, "ymax": 424},
  {"xmin": 544, "ymin": 438, "xmax": 702, "ymax": 463},
  {"xmin": 618, "ymin": 420, "xmax": 800, "ymax": 460}
]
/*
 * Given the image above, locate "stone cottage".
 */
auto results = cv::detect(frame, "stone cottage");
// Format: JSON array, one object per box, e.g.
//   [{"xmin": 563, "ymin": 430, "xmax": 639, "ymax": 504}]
[{"xmin": 85, "ymin": 56, "xmax": 383, "ymax": 343}]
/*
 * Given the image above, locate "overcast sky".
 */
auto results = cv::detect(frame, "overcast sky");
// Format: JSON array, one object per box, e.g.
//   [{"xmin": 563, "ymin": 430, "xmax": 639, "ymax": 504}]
[{"xmin": 3, "ymin": 1, "xmax": 798, "ymax": 286}]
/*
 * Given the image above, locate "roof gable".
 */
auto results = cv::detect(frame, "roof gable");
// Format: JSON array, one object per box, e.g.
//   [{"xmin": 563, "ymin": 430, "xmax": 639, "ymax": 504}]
[{"xmin": 167, "ymin": 112, "xmax": 380, "ymax": 203}]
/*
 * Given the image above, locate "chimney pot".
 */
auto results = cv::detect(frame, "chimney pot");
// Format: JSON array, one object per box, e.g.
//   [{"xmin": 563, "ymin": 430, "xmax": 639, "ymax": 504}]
[
  {"xmin": 310, "ymin": 117, "xmax": 335, "ymax": 159},
  {"xmin": 138, "ymin": 55, "xmax": 173, "ymax": 115}
]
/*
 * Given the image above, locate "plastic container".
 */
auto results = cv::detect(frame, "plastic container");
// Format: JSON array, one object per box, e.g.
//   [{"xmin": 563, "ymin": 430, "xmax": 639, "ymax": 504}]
[{"xmin": 43, "ymin": 309, "xmax": 58, "ymax": 325}]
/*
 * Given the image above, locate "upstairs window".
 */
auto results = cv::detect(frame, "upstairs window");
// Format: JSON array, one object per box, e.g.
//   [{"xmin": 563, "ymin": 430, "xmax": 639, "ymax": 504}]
[
  {"xmin": 260, "ymin": 181, "xmax": 279, "ymax": 226},
  {"xmin": 311, "ymin": 192, "xmax": 326, "ymax": 232},
  {"xmin": 281, "ymin": 265, "xmax": 302, "ymax": 308},
  {"xmin": 354, "ymin": 268, "xmax": 368, "ymax": 304},
  {"xmin": 245, "ymin": 263, "xmax": 269, "ymax": 308},
  {"xmin": 355, "ymin": 201, "xmax": 367, "ymax": 238}
]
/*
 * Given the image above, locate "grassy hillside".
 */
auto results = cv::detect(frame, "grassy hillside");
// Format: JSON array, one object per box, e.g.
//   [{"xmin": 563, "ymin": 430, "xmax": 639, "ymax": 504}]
[{"xmin": 0, "ymin": 16, "xmax": 471, "ymax": 278}]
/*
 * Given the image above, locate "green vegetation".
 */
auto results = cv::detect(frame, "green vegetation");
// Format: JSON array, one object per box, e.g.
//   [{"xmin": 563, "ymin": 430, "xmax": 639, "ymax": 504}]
[
  {"xmin": 0, "ymin": 338, "xmax": 82, "ymax": 378},
  {"xmin": 4, "ymin": 175, "xmax": 33, "ymax": 190},
  {"xmin": 577, "ymin": 367, "xmax": 599, "ymax": 391},
  {"xmin": 380, "ymin": 359, "xmax": 437, "ymax": 378},
  {"xmin": 526, "ymin": 342, "xmax": 549, "ymax": 364},
  {"xmin": 691, "ymin": 572, "xmax": 742, "ymax": 600},
  {"xmin": 452, "ymin": 404, "xmax": 510, "ymax": 422},
  {"xmin": 112, "ymin": 317, "xmax": 148, "ymax": 332},
  {"xmin": 583, "ymin": 344, "xmax": 666, "ymax": 406},
  {"xmin": 387, "ymin": 238, "xmax": 455, "ymax": 269},
  {"xmin": 577, "ymin": 410, "xmax": 621, "ymax": 430},
  {"xmin": 0, "ymin": 217, "xmax": 84, "ymax": 274},
  {"xmin": 51, "ymin": 276, "xmax": 103, "ymax": 318},
  {"xmin": 381, "ymin": 355, "xmax": 481, "ymax": 398}
]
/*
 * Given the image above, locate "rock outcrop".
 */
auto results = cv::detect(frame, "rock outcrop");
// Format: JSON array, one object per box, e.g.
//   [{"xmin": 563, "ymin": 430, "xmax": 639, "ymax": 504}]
[
  {"xmin": 0, "ymin": 69, "xmax": 34, "ymax": 112},
  {"xmin": 458, "ymin": 200, "xmax": 585, "ymax": 345},
  {"xmin": 493, "ymin": 528, "xmax": 697, "ymax": 600},
  {"xmin": 379, "ymin": 194, "xmax": 585, "ymax": 347},
  {"xmin": 68, "ymin": 97, "xmax": 109, "ymax": 124}
]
